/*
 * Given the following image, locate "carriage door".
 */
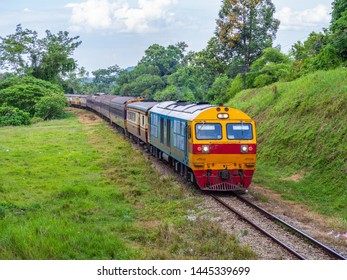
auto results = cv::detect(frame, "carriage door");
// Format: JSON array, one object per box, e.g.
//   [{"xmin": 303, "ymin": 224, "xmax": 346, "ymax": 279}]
[
  {"xmin": 160, "ymin": 118, "xmax": 165, "ymax": 144},
  {"xmin": 166, "ymin": 119, "xmax": 171, "ymax": 147},
  {"xmin": 185, "ymin": 123, "xmax": 190, "ymax": 164}
]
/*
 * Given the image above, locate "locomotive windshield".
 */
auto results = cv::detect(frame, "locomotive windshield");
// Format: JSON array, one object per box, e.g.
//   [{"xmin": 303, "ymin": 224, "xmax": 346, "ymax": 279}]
[
  {"xmin": 227, "ymin": 123, "xmax": 253, "ymax": 140},
  {"xmin": 195, "ymin": 123, "xmax": 222, "ymax": 140}
]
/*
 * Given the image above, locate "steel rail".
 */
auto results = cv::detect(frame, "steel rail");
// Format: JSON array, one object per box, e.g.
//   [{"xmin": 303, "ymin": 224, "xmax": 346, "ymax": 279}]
[
  {"xmin": 209, "ymin": 193, "xmax": 306, "ymax": 260},
  {"xmin": 234, "ymin": 193, "xmax": 347, "ymax": 260}
]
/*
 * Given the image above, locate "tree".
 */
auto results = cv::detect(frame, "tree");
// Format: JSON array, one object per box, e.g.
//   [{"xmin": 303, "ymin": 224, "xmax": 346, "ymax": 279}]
[
  {"xmin": 0, "ymin": 24, "xmax": 82, "ymax": 82},
  {"xmin": 291, "ymin": 32, "xmax": 328, "ymax": 61},
  {"xmin": 206, "ymin": 74, "xmax": 231, "ymax": 104},
  {"xmin": 331, "ymin": 0, "xmax": 347, "ymax": 26},
  {"xmin": 63, "ymin": 67, "xmax": 92, "ymax": 94},
  {"xmin": 92, "ymin": 64, "xmax": 121, "ymax": 93},
  {"xmin": 216, "ymin": 0, "xmax": 280, "ymax": 87},
  {"xmin": 139, "ymin": 42, "xmax": 187, "ymax": 76},
  {"xmin": 248, "ymin": 47, "xmax": 293, "ymax": 87},
  {"xmin": 330, "ymin": 0, "xmax": 347, "ymax": 61}
]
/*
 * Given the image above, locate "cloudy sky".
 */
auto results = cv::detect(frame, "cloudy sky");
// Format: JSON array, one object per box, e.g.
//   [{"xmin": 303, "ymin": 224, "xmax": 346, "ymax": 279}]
[{"xmin": 1, "ymin": 0, "xmax": 333, "ymax": 73}]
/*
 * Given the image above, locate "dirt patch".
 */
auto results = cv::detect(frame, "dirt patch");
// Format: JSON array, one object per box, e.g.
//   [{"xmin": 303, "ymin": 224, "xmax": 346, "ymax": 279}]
[
  {"xmin": 283, "ymin": 170, "xmax": 307, "ymax": 182},
  {"xmin": 68, "ymin": 108, "xmax": 102, "ymax": 125},
  {"xmin": 248, "ymin": 184, "xmax": 347, "ymax": 255}
]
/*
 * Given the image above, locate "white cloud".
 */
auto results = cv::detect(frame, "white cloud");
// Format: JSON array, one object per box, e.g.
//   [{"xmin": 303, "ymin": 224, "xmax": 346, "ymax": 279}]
[
  {"xmin": 66, "ymin": 0, "xmax": 177, "ymax": 33},
  {"xmin": 276, "ymin": 4, "xmax": 331, "ymax": 31}
]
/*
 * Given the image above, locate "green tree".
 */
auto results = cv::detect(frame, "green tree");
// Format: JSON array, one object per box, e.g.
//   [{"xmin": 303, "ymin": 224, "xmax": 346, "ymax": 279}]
[
  {"xmin": 139, "ymin": 42, "xmax": 187, "ymax": 76},
  {"xmin": 248, "ymin": 47, "xmax": 293, "ymax": 87},
  {"xmin": 63, "ymin": 67, "xmax": 92, "ymax": 94},
  {"xmin": 291, "ymin": 32, "xmax": 328, "ymax": 62},
  {"xmin": 124, "ymin": 74, "xmax": 165, "ymax": 98},
  {"xmin": 331, "ymin": 0, "xmax": 347, "ymax": 26},
  {"xmin": 154, "ymin": 85, "xmax": 180, "ymax": 101},
  {"xmin": 0, "ymin": 24, "xmax": 81, "ymax": 82},
  {"xmin": 330, "ymin": 0, "xmax": 347, "ymax": 61},
  {"xmin": 166, "ymin": 67, "xmax": 203, "ymax": 101},
  {"xmin": 206, "ymin": 74, "xmax": 231, "ymax": 104},
  {"xmin": 92, "ymin": 64, "xmax": 121, "ymax": 93},
  {"xmin": 216, "ymin": 0, "xmax": 280, "ymax": 87}
]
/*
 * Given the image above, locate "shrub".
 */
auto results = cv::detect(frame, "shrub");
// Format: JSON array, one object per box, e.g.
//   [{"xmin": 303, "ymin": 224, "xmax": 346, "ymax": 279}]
[
  {"xmin": 0, "ymin": 105, "xmax": 31, "ymax": 126},
  {"xmin": 35, "ymin": 94, "xmax": 68, "ymax": 120},
  {"xmin": 0, "ymin": 76, "xmax": 64, "ymax": 116}
]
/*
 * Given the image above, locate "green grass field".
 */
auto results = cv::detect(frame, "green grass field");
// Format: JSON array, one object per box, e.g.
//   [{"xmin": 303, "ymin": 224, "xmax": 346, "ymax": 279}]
[{"xmin": 0, "ymin": 110, "xmax": 255, "ymax": 260}]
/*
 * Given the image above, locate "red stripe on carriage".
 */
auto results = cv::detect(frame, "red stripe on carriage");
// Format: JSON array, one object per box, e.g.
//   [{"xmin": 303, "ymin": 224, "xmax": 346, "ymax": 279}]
[{"xmin": 193, "ymin": 144, "xmax": 256, "ymax": 154}]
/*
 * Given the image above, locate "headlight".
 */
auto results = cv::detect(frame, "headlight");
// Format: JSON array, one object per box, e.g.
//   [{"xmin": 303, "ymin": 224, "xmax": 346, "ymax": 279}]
[
  {"xmin": 217, "ymin": 113, "xmax": 229, "ymax": 119},
  {"xmin": 241, "ymin": 145, "xmax": 249, "ymax": 153},
  {"xmin": 202, "ymin": 145, "xmax": 210, "ymax": 153}
]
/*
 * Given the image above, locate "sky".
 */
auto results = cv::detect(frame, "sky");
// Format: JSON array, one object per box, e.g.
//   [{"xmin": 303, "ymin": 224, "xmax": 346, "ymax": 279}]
[{"xmin": 0, "ymin": 0, "xmax": 334, "ymax": 73}]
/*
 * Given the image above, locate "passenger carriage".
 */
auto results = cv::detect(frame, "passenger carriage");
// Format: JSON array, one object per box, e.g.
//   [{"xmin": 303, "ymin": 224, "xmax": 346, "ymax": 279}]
[
  {"xmin": 108, "ymin": 96, "xmax": 143, "ymax": 132},
  {"xmin": 126, "ymin": 101, "xmax": 159, "ymax": 144}
]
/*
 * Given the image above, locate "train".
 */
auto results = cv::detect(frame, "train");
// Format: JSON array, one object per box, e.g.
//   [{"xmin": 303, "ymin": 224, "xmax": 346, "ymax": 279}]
[{"xmin": 66, "ymin": 94, "xmax": 257, "ymax": 192}]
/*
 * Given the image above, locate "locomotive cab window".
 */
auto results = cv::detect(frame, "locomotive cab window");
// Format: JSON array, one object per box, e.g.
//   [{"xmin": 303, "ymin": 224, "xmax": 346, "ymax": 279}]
[
  {"xmin": 195, "ymin": 123, "xmax": 222, "ymax": 140},
  {"xmin": 227, "ymin": 123, "xmax": 253, "ymax": 140}
]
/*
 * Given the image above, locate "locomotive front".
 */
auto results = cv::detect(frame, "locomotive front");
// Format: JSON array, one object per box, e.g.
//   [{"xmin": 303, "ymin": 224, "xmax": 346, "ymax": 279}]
[{"xmin": 188, "ymin": 106, "xmax": 256, "ymax": 191}]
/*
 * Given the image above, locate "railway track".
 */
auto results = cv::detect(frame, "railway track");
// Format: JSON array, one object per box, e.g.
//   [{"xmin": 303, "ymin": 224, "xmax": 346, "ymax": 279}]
[{"xmin": 209, "ymin": 193, "xmax": 346, "ymax": 260}]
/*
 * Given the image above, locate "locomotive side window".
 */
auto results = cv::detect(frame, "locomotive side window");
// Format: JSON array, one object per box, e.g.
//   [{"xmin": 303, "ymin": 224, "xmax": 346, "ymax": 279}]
[
  {"xmin": 227, "ymin": 123, "xmax": 253, "ymax": 140},
  {"xmin": 195, "ymin": 123, "xmax": 222, "ymax": 140}
]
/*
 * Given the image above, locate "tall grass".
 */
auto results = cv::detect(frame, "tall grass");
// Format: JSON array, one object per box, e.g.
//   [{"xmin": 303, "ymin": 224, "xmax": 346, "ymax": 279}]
[{"xmin": 0, "ymin": 112, "xmax": 256, "ymax": 260}]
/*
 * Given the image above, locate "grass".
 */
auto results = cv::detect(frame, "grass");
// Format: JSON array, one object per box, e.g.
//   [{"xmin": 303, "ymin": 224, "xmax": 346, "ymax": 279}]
[
  {"xmin": 227, "ymin": 68, "xmax": 347, "ymax": 221},
  {"xmin": 0, "ymin": 110, "xmax": 256, "ymax": 260}
]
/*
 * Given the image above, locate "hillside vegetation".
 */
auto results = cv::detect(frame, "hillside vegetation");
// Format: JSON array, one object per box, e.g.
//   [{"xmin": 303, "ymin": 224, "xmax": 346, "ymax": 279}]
[{"xmin": 228, "ymin": 68, "xmax": 347, "ymax": 220}]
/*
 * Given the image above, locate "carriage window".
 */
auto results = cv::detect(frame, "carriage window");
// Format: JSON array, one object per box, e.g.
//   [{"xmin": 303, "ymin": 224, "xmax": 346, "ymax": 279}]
[
  {"xmin": 195, "ymin": 123, "xmax": 222, "ymax": 140},
  {"xmin": 227, "ymin": 123, "xmax": 253, "ymax": 140}
]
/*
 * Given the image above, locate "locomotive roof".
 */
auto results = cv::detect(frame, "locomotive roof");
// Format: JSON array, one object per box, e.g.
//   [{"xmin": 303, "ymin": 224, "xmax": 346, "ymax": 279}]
[
  {"xmin": 127, "ymin": 101, "xmax": 160, "ymax": 112},
  {"xmin": 150, "ymin": 101, "xmax": 216, "ymax": 121}
]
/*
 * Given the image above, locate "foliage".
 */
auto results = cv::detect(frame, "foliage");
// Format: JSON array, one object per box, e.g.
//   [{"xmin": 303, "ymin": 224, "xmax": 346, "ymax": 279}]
[
  {"xmin": 91, "ymin": 65, "xmax": 121, "ymax": 93},
  {"xmin": 289, "ymin": 1, "xmax": 347, "ymax": 73},
  {"xmin": 166, "ymin": 67, "xmax": 203, "ymax": 101},
  {"xmin": 0, "ymin": 76, "xmax": 64, "ymax": 117},
  {"xmin": 0, "ymin": 24, "xmax": 81, "ymax": 83},
  {"xmin": 35, "ymin": 94, "xmax": 68, "ymax": 120},
  {"xmin": 216, "ymin": 0, "xmax": 280, "ymax": 75},
  {"xmin": 0, "ymin": 105, "xmax": 31, "ymax": 126},
  {"xmin": 139, "ymin": 42, "xmax": 187, "ymax": 76},
  {"xmin": 154, "ymin": 85, "xmax": 180, "ymax": 101},
  {"xmin": 115, "ymin": 43, "xmax": 189, "ymax": 99},
  {"xmin": 329, "ymin": 7, "xmax": 347, "ymax": 61},
  {"xmin": 206, "ymin": 74, "xmax": 231, "ymax": 104},
  {"xmin": 62, "ymin": 67, "xmax": 92, "ymax": 94},
  {"xmin": 226, "ymin": 74, "xmax": 243, "ymax": 100},
  {"xmin": 248, "ymin": 48, "xmax": 293, "ymax": 87}
]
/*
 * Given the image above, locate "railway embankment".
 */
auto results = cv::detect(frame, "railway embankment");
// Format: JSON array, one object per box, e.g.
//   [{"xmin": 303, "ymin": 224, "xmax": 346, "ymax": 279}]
[{"xmin": 228, "ymin": 68, "xmax": 347, "ymax": 224}]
